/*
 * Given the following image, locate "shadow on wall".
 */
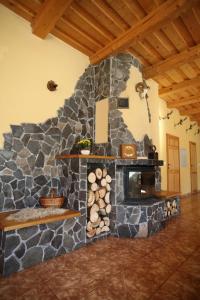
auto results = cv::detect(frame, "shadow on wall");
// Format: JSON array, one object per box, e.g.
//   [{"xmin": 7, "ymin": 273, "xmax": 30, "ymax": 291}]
[{"xmin": 0, "ymin": 53, "xmax": 152, "ymax": 211}]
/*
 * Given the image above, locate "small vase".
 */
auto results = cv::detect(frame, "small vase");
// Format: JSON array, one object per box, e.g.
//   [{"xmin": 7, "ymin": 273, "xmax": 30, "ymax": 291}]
[{"xmin": 81, "ymin": 149, "xmax": 90, "ymax": 155}]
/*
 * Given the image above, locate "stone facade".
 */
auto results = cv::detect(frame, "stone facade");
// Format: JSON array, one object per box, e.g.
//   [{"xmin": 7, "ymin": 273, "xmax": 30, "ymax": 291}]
[
  {"xmin": 0, "ymin": 53, "xmax": 151, "ymax": 212},
  {"xmin": 0, "ymin": 216, "xmax": 84, "ymax": 276}
]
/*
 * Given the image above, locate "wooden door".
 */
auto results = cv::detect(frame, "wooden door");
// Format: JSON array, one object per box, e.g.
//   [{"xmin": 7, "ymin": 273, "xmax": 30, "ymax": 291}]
[
  {"xmin": 166, "ymin": 134, "xmax": 180, "ymax": 193},
  {"xmin": 189, "ymin": 142, "xmax": 198, "ymax": 193}
]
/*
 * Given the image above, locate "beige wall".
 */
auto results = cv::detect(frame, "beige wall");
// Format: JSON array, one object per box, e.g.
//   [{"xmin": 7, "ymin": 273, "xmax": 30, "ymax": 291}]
[
  {"xmin": 0, "ymin": 5, "xmax": 89, "ymax": 146},
  {"xmin": 119, "ymin": 65, "xmax": 200, "ymax": 195}
]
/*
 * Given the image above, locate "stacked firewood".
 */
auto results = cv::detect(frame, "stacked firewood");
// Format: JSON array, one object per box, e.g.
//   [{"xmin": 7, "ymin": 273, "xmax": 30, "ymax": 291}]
[
  {"xmin": 164, "ymin": 199, "xmax": 178, "ymax": 217},
  {"xmin": 87, "ymin": 168, "xmax": 112, "ymax": 238}
]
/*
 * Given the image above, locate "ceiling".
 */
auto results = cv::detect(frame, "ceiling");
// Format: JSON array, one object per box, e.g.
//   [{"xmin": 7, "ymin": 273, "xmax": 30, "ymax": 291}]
[{"xmin": 1, "ymin": 0, "xmax": 200, "ymax": 126}]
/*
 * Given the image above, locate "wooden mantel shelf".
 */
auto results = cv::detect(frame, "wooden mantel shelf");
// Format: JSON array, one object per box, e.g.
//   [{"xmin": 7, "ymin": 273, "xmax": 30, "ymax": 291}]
[
  {"xmin": 56, "ymin": 154, "xmax": 116, "ymax": 160},
  {"xmin": 0, "ymin": 209, "xmax": 80, "ymax": 232}
]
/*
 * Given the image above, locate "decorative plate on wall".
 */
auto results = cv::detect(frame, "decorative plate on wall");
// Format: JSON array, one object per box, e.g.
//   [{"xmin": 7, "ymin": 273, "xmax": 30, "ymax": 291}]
[{"xmin": 120, "ymin": 144, "xmax": 137, "ymax": 159}]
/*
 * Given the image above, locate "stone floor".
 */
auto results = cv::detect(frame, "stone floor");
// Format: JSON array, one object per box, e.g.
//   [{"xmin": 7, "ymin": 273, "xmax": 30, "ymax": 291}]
[{"xmin": 0, "ymin": 193, "xmax": 200, "ymax": 300}]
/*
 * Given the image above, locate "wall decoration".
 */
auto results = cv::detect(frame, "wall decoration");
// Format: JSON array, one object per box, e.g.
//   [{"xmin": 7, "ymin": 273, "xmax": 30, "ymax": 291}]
[
  {"xmin": 180, "ymin": 148, "xmax": 187, "ymax": 167},
  {"xmin": 174, "ymin": 117, "xmax": 187, "ymax": 127},
  {"xmin": 47, "ymin": 80, "xmax": 58, "ymax": 91},
  {"xmin": 194, "ymin": 128, "xmax": 200, "ymax": 135},
  {"xmin": 135, "ymin": 80, "xmax": 151, "ymax": 123},
  {"xmin": 120, "ymin": 144, "xmax": 137, "ymax": 159},
  {"xmin": 159, "ymin": 110, "xmax": 173, "ymax": 120},
  {"xmin": 117, "ymin": 97, "xmax": 129, "ymax": 109}
]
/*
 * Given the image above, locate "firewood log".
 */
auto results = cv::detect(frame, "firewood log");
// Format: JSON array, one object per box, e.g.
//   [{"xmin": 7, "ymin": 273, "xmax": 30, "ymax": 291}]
[
  {"xmin": 99, "ymin": 187, "xmax": 106, "ymax": 198},
  {"xmin": 106, "ymin": 183, "xmax": 111, "ymax": 192},
  {"xmin": 87, "ymin": 198, "xmax": 95, "ymax": 207},
  {"xmin": 88, "ymin": 190, "xmax": 95, "ymax": 203},
  {"xmin": 87, "ymin": 228, "xmax": 96, "ymax": 238},
  {"xmin": 96, "ymin": 227, "xmax": 102, "ymax": 235},
  {"xmin": 88, "ymin": 172, "xmax": 96, "ymax": 183},
  {"xmin": 105, "ymin": 175, "xmax": 112, "ymax": 183},
  {"xmin": 88, "ymin": 191, "xmax": 95, "ymax": 207},
  {"xmin": 95, "ymin": 190, "xmax": 100, "ymax": 201},
  {"xmin": 87, "ymin": 221, "xmax": 93, "ymax": 231},
  {"xmin": 103, "ymin": 217, "xmax": 110, "ymax": 227},
  {"xmin": 105, "ymin": 204, "xmax": 111, "ymax": 214},
  {"xmin": 105, "ymin": 192, "xmax": 110, "ymax": 204},
  {"xmin": 101, "ymin": 225, "xmax": 110, "ymax": 232},
  {"xmin": 101, "ymin": 178, "xmax": 107, "ymax": 187},
  {"xmin": 91, "ymin": 217, "xmax": 101, "ymax": 227},
  {"xmin": 90, "ymin": 211, "xmax": 99, "ymax": 223},
  {"xmin": 102, "ymin": 168, "xmax": 107, "ymax": 178},
  {"xmin": 99, "ymin": 220, "xmax": 105, "ymax": 228},
  {"xmin": 97, "ymin": 198, "xmax": 106, "ymax": 208},
  {"xmin": 90, "ymin": 203, "xmax": 99, "ymax": 213},
  {"xmin": 95, "ymin": 168, "xmax": 103, "ymax": 179},
  {"xmin": 91, "ymin": 182, "xmax": 98, "ymax": 191}
]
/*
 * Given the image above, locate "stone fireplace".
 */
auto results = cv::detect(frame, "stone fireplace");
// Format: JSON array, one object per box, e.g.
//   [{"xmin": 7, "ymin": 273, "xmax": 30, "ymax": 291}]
[{"xmin": 0, "ymin": 53, "xmax": 181, "ymax": 276}]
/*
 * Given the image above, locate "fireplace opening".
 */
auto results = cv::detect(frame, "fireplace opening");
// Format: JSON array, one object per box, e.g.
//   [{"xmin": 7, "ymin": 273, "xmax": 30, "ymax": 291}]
[{"xmin": 124, "ymin": 166, "xmax": 156, "ymax": 204}]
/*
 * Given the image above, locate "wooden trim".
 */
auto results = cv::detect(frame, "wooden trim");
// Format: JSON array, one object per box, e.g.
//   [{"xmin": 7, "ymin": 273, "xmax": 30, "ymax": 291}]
[
  {"xmin": 56, "ymin": 154, "xmax": 116, "ymax": 160},
  {"xmin": 143, "ymin": 43, "xmax": 200, "ymax": 79},
  {"xmin": 0, "ymin": 209, "xmax": 80, "ymax": 231},
  {"xmin": 166, "ymin": 133, "xmax": 180, "ymax": 193},
  {"xmin": 90, "ymin": 0, "xmax": 195, "ymax": 64},
  {"xmin": 167, "ymin": 93, "xmax": 200, "ymax": 108},
  {"xmin": 32, "ymin": 0, "xmax": 73, "ymax": 38},
  {"xmin": 159, "ymin": 75, "xmax": 200, "ymax": 97},
  {"xmin": 189, "ymin": 141, "xmax": 197, "ymax": 193}
]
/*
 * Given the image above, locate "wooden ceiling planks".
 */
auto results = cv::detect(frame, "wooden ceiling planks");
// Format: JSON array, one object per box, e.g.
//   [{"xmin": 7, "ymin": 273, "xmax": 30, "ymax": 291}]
[{"xmin": 1, "ymin": 0, "xmax": 200, "ymax": 124}]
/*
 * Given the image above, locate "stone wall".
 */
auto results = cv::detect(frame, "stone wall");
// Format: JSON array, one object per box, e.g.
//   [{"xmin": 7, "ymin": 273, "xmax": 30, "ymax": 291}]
[
  {"xmin": 0, "ymin": 217, "xmax": 84, "ymax": 276},
  {"xmin": 0, "ymin": 53, "xmax": 151, "ymax": 211}
]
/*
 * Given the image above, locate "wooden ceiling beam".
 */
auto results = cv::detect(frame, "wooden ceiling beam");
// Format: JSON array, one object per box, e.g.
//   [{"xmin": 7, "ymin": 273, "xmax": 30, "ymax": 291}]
[
  {"xmin": 89, "ymin": 0, "xmax": 196, "ymax": 64},
  {"xmin": 143, "ymin": 43, "xmax": 200, "ymax": 79},
  {"xmin": 159, "ymin": 75, "xmax": 200, "ymax": 97},
  {"xmin": 32, "ymin": 0, "xmax": 73, "ymax": 38},
  {"xmin": 70, "ymin": 2, "xmax": 114, "ymax": 42},
  {"xmin": 167, "ymin": 92, "xmax": 200, "ymax": 108}
]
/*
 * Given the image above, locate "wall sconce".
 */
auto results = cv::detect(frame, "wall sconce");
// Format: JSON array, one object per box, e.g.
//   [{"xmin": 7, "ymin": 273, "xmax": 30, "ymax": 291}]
[
  {"xmin": 47, "ymin": 80, "xmax": 58, "ymax": 91},
  {"xmin": 174, "ymin": 117, "xmax": 187, "ymax": 127},
  {"xmin": 186, "ymin": 123, "xmax": 197, "ymax": 132},
  {"xmin": 194, "ymin": 128, "xmax": 200, "ymax": 135},
  {"xmin": 159, "ymin": 110, "xmax": 173, "ymax": 120},
  {"xmin": 135, "ymin": 80, "xmax": 151, "ymax": 123}
]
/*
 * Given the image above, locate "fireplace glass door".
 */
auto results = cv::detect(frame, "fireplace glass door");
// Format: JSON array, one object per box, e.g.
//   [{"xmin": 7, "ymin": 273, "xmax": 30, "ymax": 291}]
[{"xmin": 124, "ymin": 166, "xmax": 155, "ymax": 202}]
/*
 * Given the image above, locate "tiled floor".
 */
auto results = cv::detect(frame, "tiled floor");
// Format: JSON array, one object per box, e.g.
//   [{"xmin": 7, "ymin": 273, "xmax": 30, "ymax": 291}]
[{"xmin": 0, "ymin": 194, "xmax": 200, "ymax": 300}]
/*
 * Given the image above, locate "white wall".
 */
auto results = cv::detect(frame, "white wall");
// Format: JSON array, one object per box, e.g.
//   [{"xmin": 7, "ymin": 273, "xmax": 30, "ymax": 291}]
[{"xmin": 0, "ymin": 4, "xmax": 89, "ymax": 146}]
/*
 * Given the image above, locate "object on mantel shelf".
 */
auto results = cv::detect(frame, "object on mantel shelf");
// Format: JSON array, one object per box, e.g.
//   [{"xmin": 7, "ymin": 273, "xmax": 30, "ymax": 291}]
[{"xmin": 40, "ymin": 188, "xmax": 64, "ymax": 208}]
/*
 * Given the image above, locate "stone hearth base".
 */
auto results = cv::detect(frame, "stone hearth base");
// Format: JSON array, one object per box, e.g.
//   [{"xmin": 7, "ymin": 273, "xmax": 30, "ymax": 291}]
[{"xmin": 114, "ymin": 196, "xmax": 180, "ymax": 238}]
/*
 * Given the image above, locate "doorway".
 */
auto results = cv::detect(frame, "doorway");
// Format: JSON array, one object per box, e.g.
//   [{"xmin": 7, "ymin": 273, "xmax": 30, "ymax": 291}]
[
  {"xmin": 166, "ymin": 134, "xmax": 180, "ymax": 193},
  {"xmin": 189, "ymin": 142, "xmax": 198, "ymax": 193}
]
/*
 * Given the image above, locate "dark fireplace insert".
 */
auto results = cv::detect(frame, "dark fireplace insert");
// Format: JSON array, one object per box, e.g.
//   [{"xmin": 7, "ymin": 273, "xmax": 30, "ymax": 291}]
[{"xmin": 124, "ymin": 166, "xmax": 156, "ymax": 204}]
